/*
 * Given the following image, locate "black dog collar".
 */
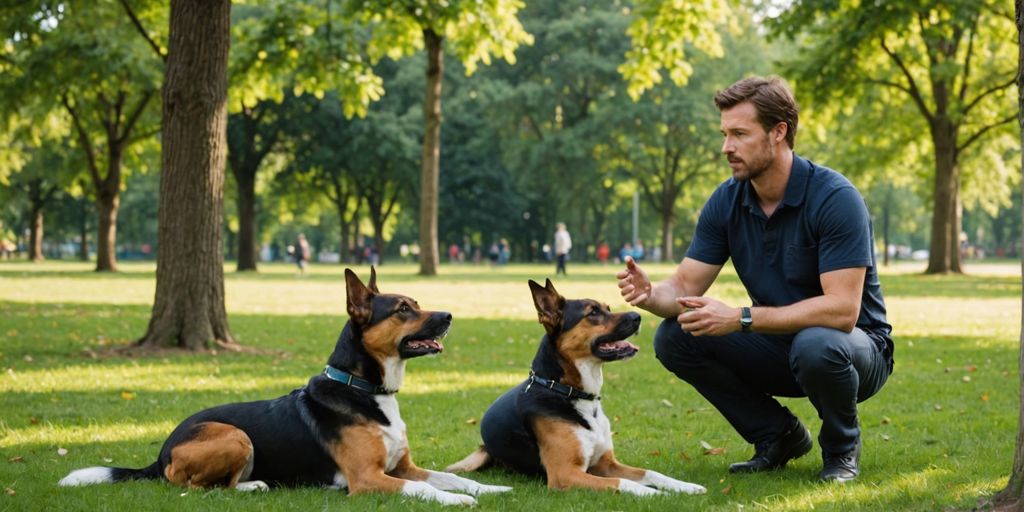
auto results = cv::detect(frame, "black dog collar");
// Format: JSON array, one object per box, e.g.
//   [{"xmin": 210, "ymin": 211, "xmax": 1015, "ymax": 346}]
[
  {"xmin": 525, "ymin": 371, "xmax": 598, "ymax": 401},
  {"xmin": 324, "ymin": 365, "xmax": 396, "ymax": 395}
]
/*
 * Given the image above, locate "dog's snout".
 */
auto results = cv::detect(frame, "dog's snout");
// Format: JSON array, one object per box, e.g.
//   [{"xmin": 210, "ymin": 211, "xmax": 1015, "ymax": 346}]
[
  {"xmin": 438, "ymin": 312, "xmax": 453, "ymax": 324},
  {"xmin": 625, "ymin": 312, "xmax": 641, "ymax": 328}
]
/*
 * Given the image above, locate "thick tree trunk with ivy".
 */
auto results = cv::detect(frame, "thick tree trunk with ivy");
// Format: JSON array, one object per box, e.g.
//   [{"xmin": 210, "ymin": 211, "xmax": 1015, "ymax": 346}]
[
  {"xmin": 418, "ymin": 28, "xmax": 443, "ymax": 276},
  {"xmin": 992, "ymin": 1, "xmax": 1024, "ymax": 509},
  {"xmin": 137, "ymin": 0, "xmax": 234, "ymax": 351}
]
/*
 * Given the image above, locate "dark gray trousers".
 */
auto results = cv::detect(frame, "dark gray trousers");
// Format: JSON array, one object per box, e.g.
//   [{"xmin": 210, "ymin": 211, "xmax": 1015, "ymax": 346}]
[{"xmin": 653, "ymin": 319, "xmax": 889, "ymax": 454}]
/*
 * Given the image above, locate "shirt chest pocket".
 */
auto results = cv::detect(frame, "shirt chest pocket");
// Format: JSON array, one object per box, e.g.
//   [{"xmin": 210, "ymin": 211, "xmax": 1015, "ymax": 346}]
[{"xmin": 783, "ymin": 244, "xmax": 820, "ymax": 288}]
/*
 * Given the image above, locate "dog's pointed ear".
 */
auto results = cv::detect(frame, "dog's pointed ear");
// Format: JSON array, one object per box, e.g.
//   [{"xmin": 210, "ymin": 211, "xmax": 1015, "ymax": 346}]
[
  {"xmin": 368, "ymin": 266, "xmax": 380, "ymax": 294},
  {"xmin": 529, "ymin": 279, "xmax": 564, "ymax": 335},
  {"xmin": 345, "ymin": 268, "xmax": 374, "ymax": 325}
]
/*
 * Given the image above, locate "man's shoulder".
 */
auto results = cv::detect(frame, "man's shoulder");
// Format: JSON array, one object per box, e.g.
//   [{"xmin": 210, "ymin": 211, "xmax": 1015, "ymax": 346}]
[{"xmin": 802, "ymin": 157, "xmax": 856, "ymax": 192}]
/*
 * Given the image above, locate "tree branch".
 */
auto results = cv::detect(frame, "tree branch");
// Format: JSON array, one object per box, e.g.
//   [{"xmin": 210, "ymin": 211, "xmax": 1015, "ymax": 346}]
[
  {"xmin": 879, "ymin": 39, "xmax": 935, "ymax": 124},
  {"xmin": 958, "ymin": 13, "xmax": 979, "ymax": 105},
  {"xmin": 962, "ymin": 77, "xmax": 1017, "ymax": 117},
  {"xmin": 61, "ymin": 93, "xmax": 102, "ymax": 187},
  {"xmin": 117, "ymin": 89, "xmax": 154, "ymax": 146},
  {"xmin": 956, "ymin": 114, "xmax": 1016, "ymax": 153},
  {"xmin": 119, "ymin": 0, "xmax": 166, "ymax": 62}
]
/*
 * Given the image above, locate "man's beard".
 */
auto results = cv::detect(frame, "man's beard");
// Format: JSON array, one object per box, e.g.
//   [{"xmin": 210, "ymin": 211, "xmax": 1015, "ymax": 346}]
[{"xmin": 731, "ymin": 137, "xmax": 774, "ymax": 181}]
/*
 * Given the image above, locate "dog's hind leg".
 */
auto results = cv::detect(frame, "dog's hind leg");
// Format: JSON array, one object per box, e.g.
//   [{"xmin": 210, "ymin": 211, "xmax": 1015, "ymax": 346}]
[
  {"xmin": 444, "ymin": 446, "xmax": 492, "ymax": 473},
  {"xmin": 163, "ymin": 422, "xmax": 262, "ymax": 489}
]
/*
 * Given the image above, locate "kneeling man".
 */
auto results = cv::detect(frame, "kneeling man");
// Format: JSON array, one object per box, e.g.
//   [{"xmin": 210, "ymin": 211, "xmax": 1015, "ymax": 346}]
[{"xmin": 617, "ymin": 76, "xmax": 893, "ymax": 483}]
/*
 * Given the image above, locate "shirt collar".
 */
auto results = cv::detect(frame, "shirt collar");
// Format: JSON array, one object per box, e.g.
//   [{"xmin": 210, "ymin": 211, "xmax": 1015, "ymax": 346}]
[{"xmin": 740, "ymin": 152, "xmax": 811, "ymax": 213}]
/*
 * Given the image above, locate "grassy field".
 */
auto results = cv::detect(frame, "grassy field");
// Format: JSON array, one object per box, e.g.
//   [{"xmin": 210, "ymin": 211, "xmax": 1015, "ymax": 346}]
[{"xmin": 0, "ymin": 259, "xmax": 1020, "ymax": 511}]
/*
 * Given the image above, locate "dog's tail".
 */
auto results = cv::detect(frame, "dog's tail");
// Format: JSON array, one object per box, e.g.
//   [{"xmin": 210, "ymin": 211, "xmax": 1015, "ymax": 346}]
[
  {"xmin": 445, "ymin": 445, "xmax": 493, "ymax": 473},
  {"xmin": 58, "ymin": 461, "xmax": 162, "ymax": 487}
]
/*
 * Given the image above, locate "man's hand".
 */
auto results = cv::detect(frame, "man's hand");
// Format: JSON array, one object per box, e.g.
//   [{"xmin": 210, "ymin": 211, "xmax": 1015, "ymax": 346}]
[
  {"xmin": 676, "ymin": 296, "xmax": 741, "ymax": 337},
  {"xmin": 617, "ymin": 256, "xmax": 652, "ymax": 307}
]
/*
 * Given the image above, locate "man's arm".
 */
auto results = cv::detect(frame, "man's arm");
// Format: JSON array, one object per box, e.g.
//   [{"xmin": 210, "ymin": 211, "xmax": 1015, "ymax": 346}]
[
  {"xmin": 617, "ymin": 256, "xmax": 723, "ymax": 319},
  {"xmin": 677, "ymin": 266, "xmax": 866, "ymax": 336}
]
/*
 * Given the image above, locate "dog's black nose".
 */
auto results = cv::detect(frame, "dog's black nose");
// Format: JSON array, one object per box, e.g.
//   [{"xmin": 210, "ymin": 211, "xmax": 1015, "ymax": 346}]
[
  {"xmin": 439, "ymin": 312, "xmax": 453, "ymax": 324},
  {"xmin": 625, "ymin": 312, "xmax": 641, "ymax": 327}
]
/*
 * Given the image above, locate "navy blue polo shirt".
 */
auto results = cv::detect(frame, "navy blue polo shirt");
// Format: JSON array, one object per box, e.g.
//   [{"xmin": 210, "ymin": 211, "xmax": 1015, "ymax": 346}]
[{"xmin": 687, "ymin": 154, "xmax": 893, "ymax": 362}]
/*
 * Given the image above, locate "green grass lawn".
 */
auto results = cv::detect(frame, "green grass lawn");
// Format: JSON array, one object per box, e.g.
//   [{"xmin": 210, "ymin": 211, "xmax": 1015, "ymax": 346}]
[{"xmin": 0, "ymin": 259, "xmax": 1020, "ymax": 511}]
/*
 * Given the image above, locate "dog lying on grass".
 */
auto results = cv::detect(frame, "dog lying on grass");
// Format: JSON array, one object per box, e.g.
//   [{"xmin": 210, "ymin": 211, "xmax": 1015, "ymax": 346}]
[
  {"xmin": 447, "ymin": 279, "xmax": 706, "ymax": 496},
  {"xmin": 59, "ymin": 268, "xmax": 510, "ymax": 506}
]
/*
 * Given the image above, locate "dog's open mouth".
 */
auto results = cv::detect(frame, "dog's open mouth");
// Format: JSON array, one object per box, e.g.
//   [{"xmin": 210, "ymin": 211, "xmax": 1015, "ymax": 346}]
[
  {"xmin": 399, "ymin": 336, "xmax": 445, "ymax": 358},
  {"xmin": 593, "ymin": 339, "xmax": 639, "ymax": 361}
]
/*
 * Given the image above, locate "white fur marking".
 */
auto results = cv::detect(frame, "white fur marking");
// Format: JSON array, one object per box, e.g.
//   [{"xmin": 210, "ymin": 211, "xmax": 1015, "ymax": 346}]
[
  {"xmin": 235, "ymin": 480, "xmax": 269, "ymax": 492},
  {"xmin": 424, "ymin": 470, "xmax": 512, "ymax": 495},
  {"xmin": 58, "ymin": 467, "xmax": 113, "ymax": 487},
  {"xmin": 381, "ymin": 356, "xmax": 406, "ymax": 393},
  {"xmin": 638, "ymin": 470, "xmax": 707, "ymax": 494},
  {"xmin": 574, "ymin": 359, "xmax": 604, "ymax": 397},
  {"xmin": 374, "ymin": 394, "xmax": 409, "ymax": 472},
  {"xmin": 328, "ymin": 471, "xmax": 348, "ymax": 490},
  {"xmin": 618, "ymin": 478, "xmax": 662, "ymax": 496},
  {"xmin": 401, "ymin": 480, "xmax": 477, "ymax": 506}
]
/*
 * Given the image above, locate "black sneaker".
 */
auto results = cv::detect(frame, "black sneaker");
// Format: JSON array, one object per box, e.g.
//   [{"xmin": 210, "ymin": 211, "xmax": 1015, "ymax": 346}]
[
  {"xmin": 729, "ymin": 421, "xmax": 813, "ymax": 473},
  {"xmin": 819, "ymin": 441, "xmax": 860, "ymax": 482}
]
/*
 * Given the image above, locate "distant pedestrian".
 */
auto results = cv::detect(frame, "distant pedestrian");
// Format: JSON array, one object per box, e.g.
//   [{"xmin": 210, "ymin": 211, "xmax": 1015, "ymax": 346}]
[
  {"xmin": 295, "ymin": 233, "xmax": 311, "ymax": 275},
  {"xmin": 554, "ymin": 222, "xmax": 572, "ymax": 276},
  {"xmin": 596, "ymin": 241, "xmax": 610, "ymax": 265}
]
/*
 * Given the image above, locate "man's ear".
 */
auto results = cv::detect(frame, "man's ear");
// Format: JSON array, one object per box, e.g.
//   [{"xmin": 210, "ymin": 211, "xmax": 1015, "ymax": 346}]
[
  {"xmin": 772, "ymin": 121, "xmax": 788, "ymax": 145},
  {"xmin": 367, "ymin": 265, "xmax": 380, "ymax": 294},
  {"xmin": 529, "ymin": 279, "xmax": 564, "ymax": 335},
  {"xmin": 345, "ymin": 268, "xmax": 374, "ymax": 325}
]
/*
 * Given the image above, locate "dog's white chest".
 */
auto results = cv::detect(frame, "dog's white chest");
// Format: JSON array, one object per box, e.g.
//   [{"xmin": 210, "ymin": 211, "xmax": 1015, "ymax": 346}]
[
  {"xmin": 375, "ymin": 395, "xmax": 409, "ymax": 472},
  {"xmin": 573, "ymin": 399, "xmax": 613, "ymax": 469}
]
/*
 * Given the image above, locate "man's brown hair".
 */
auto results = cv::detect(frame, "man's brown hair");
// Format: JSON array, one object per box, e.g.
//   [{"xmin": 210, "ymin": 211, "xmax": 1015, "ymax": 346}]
[{"xmin": 714, "ymin": 76, "xmax": 799, "ymax": 149}]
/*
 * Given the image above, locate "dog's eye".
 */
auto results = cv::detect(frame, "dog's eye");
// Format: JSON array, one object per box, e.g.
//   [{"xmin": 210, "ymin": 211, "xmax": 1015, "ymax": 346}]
[
  {"xmin": 588, "ymin": 309, "xmax": 602, "ymax": 317},
  {"xmin": 398, "ymin": 304, "xmax": 412, "ymax": 314}
]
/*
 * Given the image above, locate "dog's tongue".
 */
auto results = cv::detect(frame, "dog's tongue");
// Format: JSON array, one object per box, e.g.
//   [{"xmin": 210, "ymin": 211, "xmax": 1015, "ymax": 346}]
[
  {"xmin": 601, "ymin": 340, "xmax": 638, "ymax": 351},
  {"xmin": 408, "ymin": 339, "xmax": 444, "ymax": 351}
]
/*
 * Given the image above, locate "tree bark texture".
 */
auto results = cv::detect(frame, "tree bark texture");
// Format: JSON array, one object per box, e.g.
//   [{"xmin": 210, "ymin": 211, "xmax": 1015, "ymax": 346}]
[
  {"xmin": 991, "ymin": 1, "xmax": 1024, "ymax": 509},
  {"xmin": 137, "ymin": 0, "xmax": 234, "ymax": 350},
  {"xmin": 417, "ymin": 28, "xmax": 443, "ymax": 276},
  {"xmin": 29, "ymin": 205, "xmax": 44, "ymax": 262},
  {"xmin": 924, "ymin": 115, "xmax": 963, "ymax": 274}
]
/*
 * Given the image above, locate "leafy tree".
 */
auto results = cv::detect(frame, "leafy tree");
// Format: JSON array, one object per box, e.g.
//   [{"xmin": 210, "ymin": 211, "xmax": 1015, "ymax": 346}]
[
  {"xmin": 344, "ymin": 0, "xmax": 533, "ymax": 275},
  {"xmin": 226, "ymin": 0, "xmax": 383, "ymax": 271},
  {"xmin": 992, "ymin": 2, "xmax": 1024, "ymax": 508},
  {"xmin": 0, "ymin": 1, "xmax": 164, "ymax": 272},
  {"xmin": 768, "ymin": 0, "xmax": 1018, "ymax": 274},
  {"xmin": 137, "ymin": 0, "xmax": 233, "ymax": 351}
]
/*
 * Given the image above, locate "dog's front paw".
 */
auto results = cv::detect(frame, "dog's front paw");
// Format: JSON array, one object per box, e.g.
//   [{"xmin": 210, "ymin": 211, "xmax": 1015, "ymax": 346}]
[
  {"xmin": 472, "ymin": 483, "xmax": 512, "ymax": 495},
  {"xmin": 618, "ymin": 479, "xmax": 662, "ymax": 497},
  {"xmin": 235, "ymin": 480, "xmax": 269, "ymax": 492},
  {"xmin": 640, "ymin": 470, "xmax": 706, "ymax": 494},
  {"xmin": 434, "ymin": 491, "xmax": 478, "ymax": 506}
]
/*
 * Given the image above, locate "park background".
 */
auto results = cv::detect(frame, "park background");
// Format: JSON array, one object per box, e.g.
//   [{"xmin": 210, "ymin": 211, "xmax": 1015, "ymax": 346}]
[{"xmin": 1, "ymin": 0, "xmax": 1022, "ymax": 510}]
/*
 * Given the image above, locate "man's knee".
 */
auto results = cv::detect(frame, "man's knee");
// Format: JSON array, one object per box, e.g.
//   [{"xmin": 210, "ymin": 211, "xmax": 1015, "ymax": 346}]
[
  {"xmin": 790, "ymin": 327, "xmax": 852, "ymax": 377},
  {"xmin": 653, "ymin": 318, "xmax": 701, "ymax": 374}
]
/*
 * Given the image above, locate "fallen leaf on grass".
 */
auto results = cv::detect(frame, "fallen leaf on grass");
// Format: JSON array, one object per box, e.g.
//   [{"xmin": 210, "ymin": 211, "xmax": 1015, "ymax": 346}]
[
  {"xmin": 679, "ymin": 451, "xmax": 691, "ymax": 461},
  {"xmin": 966, "ymin": 364, "xmax": 977, "ymax": 372},
  {"xmin": 661, "ymin": 399, "xmax": 673, "ymax": 408},
  {"xmin": 648, "ymin": 450, "xmax": 661, "ymax": 457},
  {"xmin": 721, "ymin": 484, "xmax": 732, "ymax": 495},
  {"xmin": 962, "ymin": 376, "xmax": 971, "ymax": 383},
  {"xmin": 934, "ymin": 404, "xmax": 943, "ymax": 411},
  {"xmin": 8, "ymin": 456, "xmax": 23, "ymax": 463},
  {"xmin": 982, "ymin": 393, "xmax": 990, "ymax": 402},
  {"xmin": 57, "ymin": 448, "xmax": 67, "ymax": 456},
  {"xmin": 4, "ymin": 488, "xmax": 14, "ymax": 496},
  {"xmin": 880, "ymin": 416, "xmax": 892, "ymax": 425},
  {"xmin": 464, "ymin": 418, "xmax": 477, "ymax": 425},
  {"xmin": 121, "ymin": 391, "xmax": 135, "ymax": 401}
]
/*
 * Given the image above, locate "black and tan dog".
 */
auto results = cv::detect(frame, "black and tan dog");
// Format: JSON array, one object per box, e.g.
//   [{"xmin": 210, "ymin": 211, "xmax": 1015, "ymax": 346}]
[
  {"xmin": 446, "ymin": 279, "xmax": 706, "ymax": 496},
  {"xmin": 59, "ymin": 268, "xmax": 510, "ymax": 506}
]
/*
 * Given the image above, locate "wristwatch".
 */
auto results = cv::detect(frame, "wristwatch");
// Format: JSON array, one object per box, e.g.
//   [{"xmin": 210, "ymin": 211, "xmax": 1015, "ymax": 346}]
[{"xmin": 740, "ymin": 307, "xmax": 753, "ymax": 333}]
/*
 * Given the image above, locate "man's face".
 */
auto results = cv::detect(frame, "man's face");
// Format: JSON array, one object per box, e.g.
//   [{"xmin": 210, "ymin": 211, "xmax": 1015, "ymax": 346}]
[{"xmin": 719, "ymin": 102, "xmax": 777, "ymax": 181}]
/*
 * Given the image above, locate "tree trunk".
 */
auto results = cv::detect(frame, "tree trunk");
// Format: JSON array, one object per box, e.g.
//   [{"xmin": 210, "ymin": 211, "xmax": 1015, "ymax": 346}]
[
  {"xmin": 925, "ymin": 119, "xmax": 962, "ymax": 274},
  {"xmin": 882, "ymin": 186, "xmax": 891, "ymax": 266},
  {"xmin": 991, "ymin": 2, "xmax": 1024, "ymax": 508},
  {"xmin": 94, "ymin": 194, "xmax": 119, "ymax": 271},
  {"xmin": 235, "ymin": 173, "xmax": 258, "ymax": 271},
  {"xmin": 29, "ymin": 205, "xmax": 44, "ymax": 262},
  {"xmin": 661, "ymin": 213, "xmax": 674, "ymax": 263},
  {"xmin": 78, "ymin": 199, "xmax": 89, "ymax": 261},
  {"xmin": 137, "ymin": 0, "xmax": 234, "ymax": 351},
  {"xmin": 417, "ymin": 28, "xmax": 443, "ymax": 276}
]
